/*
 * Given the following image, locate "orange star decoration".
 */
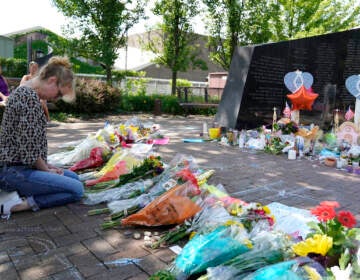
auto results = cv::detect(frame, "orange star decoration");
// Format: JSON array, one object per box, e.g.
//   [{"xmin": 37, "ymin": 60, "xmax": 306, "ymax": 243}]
[{"xmin": 287, "ymin": 85, "xmax": 318, "ymax": 111}]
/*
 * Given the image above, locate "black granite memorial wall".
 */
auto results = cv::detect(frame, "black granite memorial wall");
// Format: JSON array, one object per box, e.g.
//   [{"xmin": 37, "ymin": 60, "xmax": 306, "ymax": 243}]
[{"xmin": 215, "ymin": 28, "xmax": 360, "ymax": 130}]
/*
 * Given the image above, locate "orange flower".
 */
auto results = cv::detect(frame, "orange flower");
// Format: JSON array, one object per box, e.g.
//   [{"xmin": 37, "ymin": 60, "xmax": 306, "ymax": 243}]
[
  {"xmin": 311, "ymin": 205, "xmax": 336, "ymax": 222},
  {"xmin": 320, "ymin": 201, "xmax": 340, "ymax": 208},
  {"xmin": 337, "ymin": 211, "xmax": 357, "ymax": 228}
]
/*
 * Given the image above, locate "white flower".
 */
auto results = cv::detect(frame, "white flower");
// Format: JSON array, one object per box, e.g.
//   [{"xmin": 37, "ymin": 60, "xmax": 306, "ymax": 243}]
[{"xmin": 330, "ymin": 264, "xmax": 352, "ymax": 280}]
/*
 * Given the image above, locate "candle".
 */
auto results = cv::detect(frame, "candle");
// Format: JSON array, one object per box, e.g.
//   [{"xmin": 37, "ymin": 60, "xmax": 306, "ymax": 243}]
[{"xmin": 288, "ymin": 149, "xmax": 296, "ymax": 160}]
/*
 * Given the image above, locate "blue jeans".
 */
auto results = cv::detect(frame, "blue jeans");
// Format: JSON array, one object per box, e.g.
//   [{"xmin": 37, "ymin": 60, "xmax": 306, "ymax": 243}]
[{"xmin": 0, "ymin": 165, "xmax": 84, "ymax": 209}]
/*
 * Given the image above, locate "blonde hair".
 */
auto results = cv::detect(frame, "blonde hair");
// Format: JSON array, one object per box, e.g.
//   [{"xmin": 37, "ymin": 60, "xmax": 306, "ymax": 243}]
[{"xmin": 38, "ymin": 56, "xmax": 74, "ymax": 87}]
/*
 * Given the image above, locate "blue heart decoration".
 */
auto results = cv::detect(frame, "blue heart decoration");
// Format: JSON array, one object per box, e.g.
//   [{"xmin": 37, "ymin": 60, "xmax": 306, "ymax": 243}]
[
  {"xmin": 284, "ymin": 70, "xmax": 313, "ymax": 93},
  {"xmin": 345, "ymin": 75, "xmax": 360, "ymax": 100}
]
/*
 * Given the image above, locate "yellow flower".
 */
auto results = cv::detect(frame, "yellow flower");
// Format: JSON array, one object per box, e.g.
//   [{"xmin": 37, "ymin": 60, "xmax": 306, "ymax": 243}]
[
  {"xmin": 189, "ymin": 231, "xmax": 197, "ymax": 240},
  {"xmin": 263, "ymin": 205, "xmax": 271, "ymax": 214},
  {"xmin": 109, "ymin": 133, "xmax": 115, "ymax": 143},
  {"xmin": 292, "ymin": 234, "xmax": 333, "ymax": 256},
  {"xmin": 303, "ymin": 265, "xmax": 322, "ymax": 280}
]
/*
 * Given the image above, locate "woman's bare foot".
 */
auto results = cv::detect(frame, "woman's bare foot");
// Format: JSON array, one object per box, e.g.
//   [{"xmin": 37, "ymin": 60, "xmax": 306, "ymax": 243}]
[{"xmin": 11, "ymin": 199, "xmax": 31, "ymax": 212}]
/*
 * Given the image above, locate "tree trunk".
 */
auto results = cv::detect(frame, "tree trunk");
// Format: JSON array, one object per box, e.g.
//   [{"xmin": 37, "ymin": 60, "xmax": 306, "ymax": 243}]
[
  {"xmin": 106, "ymin": 65, "xmax": 112, "ymax": 85},
  {"xmin": 171, "ymin": 71, "xmax": 177, "ymax": 96}
]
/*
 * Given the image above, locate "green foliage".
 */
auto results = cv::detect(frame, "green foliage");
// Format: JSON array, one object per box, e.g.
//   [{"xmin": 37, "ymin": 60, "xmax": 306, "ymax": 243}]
[
  {"xmin": 264, "ymin": 137, "xmax": 286, "ymax": 155},
  {"xmin": 13, "ymin": 40, "xmax": 49, "ymax": 59},
  {"xmin": 204, "ymin": 0, "xmax": 360, "ymax": 70},
  {"xmin": 147, "ymin": 0, "xmax": 207, "ymax": 95},
  {"xmin": 171, "ymin": 78, "xmax": 192, "ymax": 87},
  {"xmin": 120, "ymin": 94, "xmax": 184, "ymax": 114},
  {"xmin": 51, "ymin": 112, "xmax": 73, "ymax": 122},
  {"xmin": 204, "ymin": 0, "xmax": 274, "ymax": 70},
  {"xmin": 112, "ymin": 70, "xmax": 146, "ymax": 82},
  {"xmin": 149, "ymin": 270, "xmax": 176, "ymax": 280},
  {"xmin": 123, "ymin": 77, "xmax": 149, "ymax": 96},
  {"xmin": 70, "ymin": 58, "xmax": 104, "ymax": 74},
  {"xmin": 51, "ymin": 0, "xmax": 147, "ymax": 83},
  {"xmin": 0, "ymin": 58, "xmax": 27, "ymax": 77},
  {"xmin": 55, "ymin": 78, "xmax": 122, "ymax": 114},
  {"xmin": 271, "ymin": 0, "xmax": 360, "ymax": 41}
]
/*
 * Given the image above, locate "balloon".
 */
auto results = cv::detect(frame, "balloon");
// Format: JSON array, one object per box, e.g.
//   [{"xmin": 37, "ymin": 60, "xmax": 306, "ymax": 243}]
[{"xmin": 287, "ymin": 86, "xmax": 318, "ymax": 111}]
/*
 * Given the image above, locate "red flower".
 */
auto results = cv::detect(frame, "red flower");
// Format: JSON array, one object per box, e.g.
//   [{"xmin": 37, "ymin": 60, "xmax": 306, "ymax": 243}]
[
  {"xmin": 176, "ymin": 168, "xmax": 198, "ymax": 188},
  {"xmin": 311, "ymin": 205, "xmax": 336, "ymax": 222},
  {"xmin": 337, "ymin": 211, "xmax": 357, "ymax": 228},
  {"xmin": 320, "ymin": 201, "xmax": 340, "ymax": 208}
]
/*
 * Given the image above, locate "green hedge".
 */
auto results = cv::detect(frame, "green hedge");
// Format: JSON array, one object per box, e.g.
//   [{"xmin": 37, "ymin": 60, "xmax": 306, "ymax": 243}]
[
  {"xmin": 0, "ymin": 58, "xmax": 27, "ymax": 77},
  {"xmin": 119, "ymin": 94, "xmax": 216, "ymax": 115},
  {"xmin": 54, "ymin": 78, "xmax": 122, "ymax": 114}
]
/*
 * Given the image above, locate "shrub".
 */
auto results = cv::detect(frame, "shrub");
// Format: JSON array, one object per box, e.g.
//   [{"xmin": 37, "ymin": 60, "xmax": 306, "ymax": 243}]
[
  {"xmin": 0, "ymin": 58, "xmax": 27, "ymax": 77},
  {"xmin": 55, "ymin": 78, "xmax": 122, "ymax": 114},
  {"xmin": 124, "ymin": 77, "xmax": 149, "ymax": 96},
  {"xmin": 120, "ymin": 94, "xmax": 183, "ymax": 115}
]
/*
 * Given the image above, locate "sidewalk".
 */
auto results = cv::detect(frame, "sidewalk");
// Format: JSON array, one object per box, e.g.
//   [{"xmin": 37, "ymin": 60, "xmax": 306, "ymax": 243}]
[{"xmin": 1, "ymin": 114, "xmax": 359, "ymax": 280}]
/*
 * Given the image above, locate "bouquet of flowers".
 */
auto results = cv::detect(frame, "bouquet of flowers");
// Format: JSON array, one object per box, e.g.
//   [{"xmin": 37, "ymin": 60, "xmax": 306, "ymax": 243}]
[{"xmin": 292, "ymin": 201, "xmax": 360, "ymax": 278}]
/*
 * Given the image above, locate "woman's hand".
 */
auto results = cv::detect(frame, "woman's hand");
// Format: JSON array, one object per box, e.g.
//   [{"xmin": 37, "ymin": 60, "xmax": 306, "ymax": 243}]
[
  {"xmin": 34, "ymin": 158, "xmax": 64, "ymax": 175},
  {"xmin": 47, "ymin": 164, "xmax": 64, "ymax": 175}
]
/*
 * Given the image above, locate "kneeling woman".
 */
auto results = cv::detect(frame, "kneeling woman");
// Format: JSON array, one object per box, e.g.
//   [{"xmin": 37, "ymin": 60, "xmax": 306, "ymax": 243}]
[{"xmin": 0, "ymin": 56, "xmax": 84, "ymax": 218}]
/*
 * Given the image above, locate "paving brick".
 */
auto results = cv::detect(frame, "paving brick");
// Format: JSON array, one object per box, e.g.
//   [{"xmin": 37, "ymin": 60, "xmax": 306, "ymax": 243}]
[
  {"xmin": 53, "ymin": 207, "xmax": 83, "ymax": 226},
  {"xmin": 68, "ymin": 250, "xmax": 107, "ymax": 278},
  {"xmin": 66, "ymin": 220, "xmax": 102, "ymax": 234},
  {"xmin": 135, "ymin": 254, "xmax": 168, "ymax": 276},
  {"xmin": 54, "ymin": 230, "xmax": 98, "ymax": 247},
  {"xmin": 82, "ymin": 237, "xmax": 117, "ymax": 261},
  {"xmin": 11, "ymin": 253, "xmax": 41, "ymax": 271},
  {"xmin": 18, "ymin": 255, "xmax": 72, "ymax": 280},
  {"xmin": 86, "ymin": 264, "xmax": 143, "ymax": 280},
  {"xmin": 103, "ymin": 238, "xmax": 150, "ymax": 259},
  {"xmin": 0, "ymin": 262, "xmax": 19, "ymax": 280},
  {"xmin": 43, "ymin": 219, "xmax": 71, "ymax": 238},
  {"xmin": 153, "ymin": 248, "xmax": 177, "ymax": 264},
  {"xmin": 0, "ymin": 251, "xmax": 10, "ymax": 264},
  {"xmin": 50, "ymin": 267, "xmax": 83, "ymax": 280},
  {"xmin": 0, "ymin": 238, "xmax": 29, "ymax": 250},
  {"xmin": 126, "ymin": 272, "xmax": 150, "ymax": 280}
]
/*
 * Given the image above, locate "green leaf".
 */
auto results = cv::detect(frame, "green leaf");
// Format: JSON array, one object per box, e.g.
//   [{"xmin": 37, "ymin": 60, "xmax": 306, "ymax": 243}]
[{"xmin": 339, "ymin": 249, "xmax": 351, "ymax": 270}]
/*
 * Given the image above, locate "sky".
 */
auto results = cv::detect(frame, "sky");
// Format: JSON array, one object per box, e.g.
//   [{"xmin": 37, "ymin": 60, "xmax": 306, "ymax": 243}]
[
  {"xmin": 0, "ymin": 0, "xmax": 205, "ymax": 37},
  {"xmin": 0, "ymin": 0, "xmax": 68, "ymax": 35},
  {"xmin": 0, "ymin": 0, "xmax": 161, "ymax": 36}
]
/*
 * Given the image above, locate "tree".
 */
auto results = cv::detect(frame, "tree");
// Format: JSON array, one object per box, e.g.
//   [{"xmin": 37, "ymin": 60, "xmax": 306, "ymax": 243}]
[
  {"xmin": 203, "ymin": 0, "xmax": 274, "ymax": 70},
  {"xmin": 204, "ymin": 0, "xmax": 360, "ymax": 70},
  {"xmin": 51, "ymin": 0, "xmax": 147, "ymax": 83},
  {"xmin": 271, "ymin": 0, "xmax": 360, "ymax": 41},
  {"xmin": 146, "ymin": 0, "xmax": 207, "ymax": 96}
]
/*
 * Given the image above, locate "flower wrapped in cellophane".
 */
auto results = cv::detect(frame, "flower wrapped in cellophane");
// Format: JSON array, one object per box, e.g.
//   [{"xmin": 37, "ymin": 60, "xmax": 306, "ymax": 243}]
[
  {"xmin": 200, "ymin": 230, "xmax": 294, "ymax": 280},
  {"xmin": 83, "ymin": 179, "xmax": 154, "ymax": 205},
  {"xmin": 121, "ymin": 180, "xmax": 202, "ymax": 227},
  {"xmin": 84, "ymin": 150, "xmax": 142, "ymax": 187},
  {"xmin": 239, "ymin": 257, "xmax": 327, "ymax": 280},
  {"xmin": 201, "ymin": 184, "xmax": 274, "ymax": 232},
  {"xmin": 69, "ymin": 147, "xmax": 110, "ymax": 172},
  {"xmin": 170, "ymin": 223, "xmax": 252, "ymax": 279},
  {"xmin": 151, "ymin": 204, "xmax": 236, "ymax": 249},
  {"xmin": 48, "ymin": 135, "xmax": 109, "ymax": 167},
  {"xmin": 94, "ymin": 154, "xmax": 212, "ymax": 230}
]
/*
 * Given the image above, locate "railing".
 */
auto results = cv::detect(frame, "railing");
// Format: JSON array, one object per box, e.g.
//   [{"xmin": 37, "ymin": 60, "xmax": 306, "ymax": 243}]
[{"xmin": 176, "ymin": 86, "xmax": 221, "ymax": 104}]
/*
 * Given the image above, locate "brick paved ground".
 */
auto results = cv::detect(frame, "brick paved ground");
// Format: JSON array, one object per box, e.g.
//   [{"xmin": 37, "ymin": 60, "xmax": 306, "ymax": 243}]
[{"xmin": 1, "ymin": 114, "xmax": 359, "ymax": 279}]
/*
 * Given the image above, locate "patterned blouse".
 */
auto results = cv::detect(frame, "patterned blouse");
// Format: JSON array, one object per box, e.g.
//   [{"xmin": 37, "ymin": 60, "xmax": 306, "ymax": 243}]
[{"xmin": 0, "ymin": 86, "xmax": 47, "ymax": 165}]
